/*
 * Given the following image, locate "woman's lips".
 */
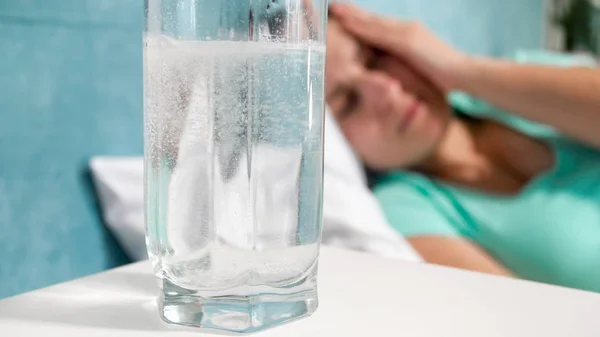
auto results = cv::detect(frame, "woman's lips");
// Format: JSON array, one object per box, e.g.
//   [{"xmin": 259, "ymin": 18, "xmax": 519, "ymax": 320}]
[{"xmin": 399, "ymin": 100, "xmax": 421, "ymax": 132}]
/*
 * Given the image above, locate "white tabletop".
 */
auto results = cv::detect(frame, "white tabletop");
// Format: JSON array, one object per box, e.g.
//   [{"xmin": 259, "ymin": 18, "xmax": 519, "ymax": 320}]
[{"xmin": 1, "ymin": 247, "xmax": 600, "ymax": 337}]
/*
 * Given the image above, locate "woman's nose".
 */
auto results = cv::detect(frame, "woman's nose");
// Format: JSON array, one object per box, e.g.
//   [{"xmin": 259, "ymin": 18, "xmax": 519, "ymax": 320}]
[{"xmin": 357, "ymin": 72, "xmax": 408, "ymax": 118}]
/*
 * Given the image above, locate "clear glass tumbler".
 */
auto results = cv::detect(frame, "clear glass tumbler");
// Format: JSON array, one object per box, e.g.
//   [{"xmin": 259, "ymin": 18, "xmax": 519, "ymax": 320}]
[{"xmin": 143, "ymin": 0, "xmax": 327, "ymax": 333}]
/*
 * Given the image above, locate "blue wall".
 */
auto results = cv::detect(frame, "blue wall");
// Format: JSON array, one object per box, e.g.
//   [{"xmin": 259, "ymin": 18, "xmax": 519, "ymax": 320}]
[
  {"xmin": 0, "ymin": 1, "xmax": 143, "ymax": 298},
  {"xmin": 356, "ymin": 0, "xmax": 545, "ymax": 56},
  {"xmin": 0, "ymin": 0, "xmax": 543, "ymax": 298}
]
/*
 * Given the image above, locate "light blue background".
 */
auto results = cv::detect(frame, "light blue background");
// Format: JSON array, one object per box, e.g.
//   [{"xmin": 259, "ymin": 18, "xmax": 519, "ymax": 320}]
[
  {"xmin": 0, "ymin": 0, "xmax": 544, "ymax": 298},
  {"xmin": 0, "ymin": 0, "xmax": 143, "ymax": 299},
  {"xmin": 359, "ymin": 0, "xmax": 544, "ymax": 56}
]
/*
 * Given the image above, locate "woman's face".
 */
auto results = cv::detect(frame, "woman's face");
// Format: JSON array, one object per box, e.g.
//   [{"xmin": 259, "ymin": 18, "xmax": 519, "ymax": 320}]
[{"xmin": 326, "ymin": 19, "xmax": 452, "ymax": 171}]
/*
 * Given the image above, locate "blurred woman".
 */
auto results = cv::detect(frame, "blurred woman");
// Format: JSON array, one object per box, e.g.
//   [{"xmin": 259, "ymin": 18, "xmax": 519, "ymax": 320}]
[{"xmin": 325, "ymin": 9, "xmax": 600, "ymax": 293}]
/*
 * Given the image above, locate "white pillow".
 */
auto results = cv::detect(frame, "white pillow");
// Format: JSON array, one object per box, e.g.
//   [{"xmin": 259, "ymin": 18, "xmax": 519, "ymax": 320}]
[{"xmin": 90, "ymin": 111, "xmax": 421, "ymax": 262}]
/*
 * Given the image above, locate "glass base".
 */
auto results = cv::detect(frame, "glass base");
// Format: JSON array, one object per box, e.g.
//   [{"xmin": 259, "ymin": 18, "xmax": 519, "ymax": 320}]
[{"xmin": 159, "ymin": 279, "xmax": 318, "ymax": 334}]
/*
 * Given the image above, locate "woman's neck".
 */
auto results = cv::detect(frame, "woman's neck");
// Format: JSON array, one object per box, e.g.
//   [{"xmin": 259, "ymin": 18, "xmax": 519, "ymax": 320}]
[
  {"xmin": 416, "ymin": 118, "xmax": 551, "ymax": 194},
  {"xmin": 418, "ymin": 118, "xmax": 483, "ymax": 175}
]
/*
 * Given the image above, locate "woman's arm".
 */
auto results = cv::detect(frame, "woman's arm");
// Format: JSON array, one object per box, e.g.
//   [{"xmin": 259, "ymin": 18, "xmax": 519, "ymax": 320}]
[
  {"xmin": 408, "ymin": 236, "xmax": 514, "ymax": 277},
  {"xmin": 456, "ymin": 59, "xmax": 600, "ymax": 148}
]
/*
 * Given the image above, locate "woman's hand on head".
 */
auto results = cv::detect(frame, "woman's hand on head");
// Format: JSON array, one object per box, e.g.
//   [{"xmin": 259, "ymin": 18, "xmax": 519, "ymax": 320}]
[
  {"xmin": 329, "ymin": 3, "xmax": 470, "ymax": 92},
  {"xmin": 340, "ymin": 59, "xmax": 452, "ymax": 172}
]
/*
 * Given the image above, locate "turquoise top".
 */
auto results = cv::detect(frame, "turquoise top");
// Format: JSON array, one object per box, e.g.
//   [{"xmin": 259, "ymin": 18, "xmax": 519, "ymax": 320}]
[
  {"xmin": 375, "ymin": 139, "xmax": 600, "ymax": 293},
  {"xmin": 375, "ymin": 51, "xmax": 600, "ymax": 293}
]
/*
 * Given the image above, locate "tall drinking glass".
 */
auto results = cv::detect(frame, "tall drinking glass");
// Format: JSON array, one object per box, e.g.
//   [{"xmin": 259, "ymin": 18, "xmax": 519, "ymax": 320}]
[{"xmin": 143, "ymin": 0, "xmax": 327, "ymax": 333}]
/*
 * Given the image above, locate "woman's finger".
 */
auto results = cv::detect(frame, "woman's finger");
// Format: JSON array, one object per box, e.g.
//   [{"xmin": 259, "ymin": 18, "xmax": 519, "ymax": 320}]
[
  {"xmin": 377, "ymin": 56, "xmax": 443, "ymax": 103},
  {"xmin": 329, "ymin": 4, "xmax": 413, "ymax": 57}
]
